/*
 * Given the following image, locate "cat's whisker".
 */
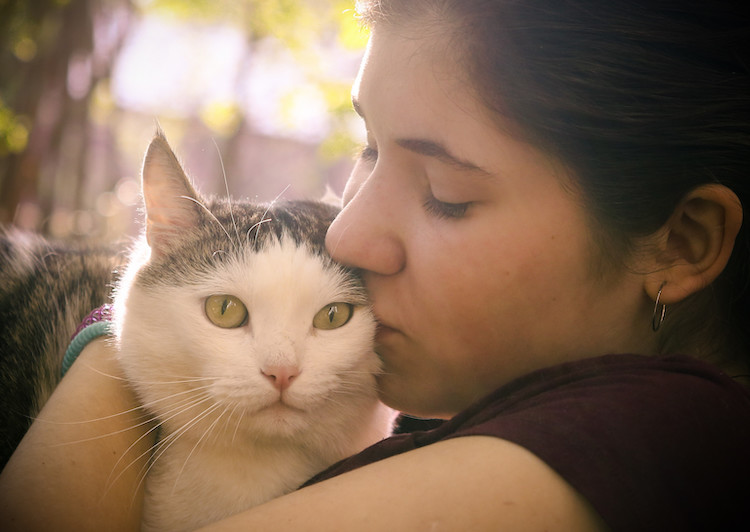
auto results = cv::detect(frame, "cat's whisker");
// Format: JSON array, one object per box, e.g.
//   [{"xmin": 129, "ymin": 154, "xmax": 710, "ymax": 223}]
[
  {"xmin": 73, "ymin": 365, "xmax": 216, "ymax": 385},
  {"xmin": 101, "ymin": 417, "xmax": 163, "ymax": 501},
  {"xmin": 268, "ymin": 184, "xmax": 292, "ymax": 206},
  {"xmin": 212, "ymin": 136, "xmax": 242, "ymax": 250},
  {"xmin": 336, "ymin": 369, "xmax": 382, "ymax": 377},
  {"xmin": 129, "ymin": 435, "xmax": 172, "ymax": 507},
  {"xmin": 178, "ymin": 195, "xmax": 237, "ymax": 252},
  {"xmin": 47, "ymin": 411, "xmax": 158, "ymax": 447},
  {"xmin": 82, "ymin": 362, "xmax": 130, "ymax": 382},
  {"xmin": 133, "ymin": 386, "xmax": 215, "ymax": 415},
  {"xmin": 47, "ymin": 387, "xmax": 213, "ymax": 447},
  {"xmin": 131, "ymin": 394, "xmax": 219, "ymax": 500},
  {"xmin": 248, "ymin": 184, "xmax": 291, "ymax": 247},
  {"xmin": 246, "ymin": 218, "xmax": 271, "ymax": 245},
  {"xmin": 319, "ymin": 372, "xmax": 375, "ymax": 385},
  {"xmin": 225, "ymin": 401, "xmax": 244, "ymax": 446},
  {"xmin": 148, "ymin": 391, "xmax": 216, "ymax": 442},
  {"xmin": 99, "ymin": 392, "xmax": 214, "ymax": 482},
  {"xmin": 82, "ymin": 370, "xmax": 215, "ymax": 390},
  {"xmin": 132, "ymin": 375, "xmax": 217, "ymax": 386},
  {"xmin": 213, "ymin": 404, "xmax": 241, "ymax": 447},
  {"xmin": 140, "ymin": 390, "xmax": 214, "ymax": 426},
  {"xmin": 317, "ymin": 396, "xmax": 348, "ymax": 410},
  {"xmin": 337, "ymin": 381, "xmax": 380, "ymax": 395},
  {"xmin": 31, "ymin": 404, "xmax": 153, "ymax": 426},
  {"xmin": 67, "ymin": 363, "xmax": 218, "ymax": 413},
  {"xmin": 134, "ymin": 391, "xmax": 213, "ymax": 448},
  {"xmin": 145, "ymin": 400, "xmax": 224, "ymax": 495},
  {"xmin": 323, "ymin": 386, "xmax": 378, "ymax": 404},
  {"xmin": 172, "ymin": 402, "xmax": 232, "ymax": 494}
]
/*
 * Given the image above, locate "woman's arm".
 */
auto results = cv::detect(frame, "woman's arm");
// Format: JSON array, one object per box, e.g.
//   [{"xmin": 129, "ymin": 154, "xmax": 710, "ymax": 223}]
[
  {"xmin": 0, "ymin": 338, "xmax": 155, "ymax": 531},
  {"xmin": 0, "ymin": 341, "xmax": 606, "ymax": 531},
  {"xmin": 198, "ymin": 436, "xmax": 607, "ymax": 531}
]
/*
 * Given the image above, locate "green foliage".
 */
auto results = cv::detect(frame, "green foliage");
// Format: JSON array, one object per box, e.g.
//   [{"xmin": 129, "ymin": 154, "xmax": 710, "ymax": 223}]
[
  {"xmin": 140, "ymin": 0, "xmax": 368, "ymax": 157},
  {"xmin": 138, "ymin": 0, "xmax": 247, "ymax": 24},
  {"xmin": 245, "ymin": 0, "xmax": 368, "ymax": 50},
  {"xmin": 141, "ymin": 0, "xmax": 368, "ymax": 48},
  {"xmin": 200, "ymin": 100, "xmax": 243, "ymax": 137},
  {"xmin": 0, "ymin": 99, "xmax": 29, "ymax": 156}
]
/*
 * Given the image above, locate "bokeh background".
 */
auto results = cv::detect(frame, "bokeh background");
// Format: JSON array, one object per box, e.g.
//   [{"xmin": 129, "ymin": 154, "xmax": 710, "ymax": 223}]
[{"xmin": 0, "ymin": 0, "xmax": 369, "ymax": 240}]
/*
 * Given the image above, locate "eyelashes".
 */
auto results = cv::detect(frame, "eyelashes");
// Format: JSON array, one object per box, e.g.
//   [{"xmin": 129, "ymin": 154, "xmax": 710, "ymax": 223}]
[
  {"xmin": 422, "ymin": 195, "xmax": 471, "ymax": 219},
  {"xmin": 358, "ymin": 145, "xmax": 378, "ymax": 163}
]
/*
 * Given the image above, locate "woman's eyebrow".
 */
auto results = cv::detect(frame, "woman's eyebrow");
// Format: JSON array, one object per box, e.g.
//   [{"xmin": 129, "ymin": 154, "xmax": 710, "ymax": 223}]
[
  {"xmin": 352, "ymin": 97, "xmax": 491, "ymax": 176},
  {"xmin": 395, "ymin": 138, "xmax": 491, "ymax": 176}
]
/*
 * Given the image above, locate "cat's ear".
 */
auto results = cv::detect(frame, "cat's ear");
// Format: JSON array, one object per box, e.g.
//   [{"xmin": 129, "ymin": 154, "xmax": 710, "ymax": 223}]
[{"xmin": 141, "ymin": 129, "xmax": 202, "ymax": 254}]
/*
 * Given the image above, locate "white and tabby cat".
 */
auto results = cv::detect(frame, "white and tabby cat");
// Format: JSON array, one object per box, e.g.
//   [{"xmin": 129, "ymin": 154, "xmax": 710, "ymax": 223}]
[{"xmin": 0, "ymin": 131, "xmax": 394, "ymax": 531}]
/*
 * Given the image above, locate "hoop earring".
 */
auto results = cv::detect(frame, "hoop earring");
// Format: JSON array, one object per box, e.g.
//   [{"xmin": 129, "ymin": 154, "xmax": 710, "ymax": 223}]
[{"xmin": 652, "ymin": 282, "xmax": 667, "ymax": 332}]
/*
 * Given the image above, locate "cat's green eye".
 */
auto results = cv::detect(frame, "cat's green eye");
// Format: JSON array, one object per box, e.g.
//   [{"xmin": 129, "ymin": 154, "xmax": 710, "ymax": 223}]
[
  {"xmin": 313, "ymin": 303, "xmax": 354, "ymax": 330},
  {"xmin": 205, "ymin": 294, "xmax": 248, "ymax": 329}
]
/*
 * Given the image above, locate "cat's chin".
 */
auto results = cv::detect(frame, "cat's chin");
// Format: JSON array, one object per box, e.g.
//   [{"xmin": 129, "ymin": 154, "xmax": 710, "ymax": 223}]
[
  {"xmin": 238, "ymin": 403, "xmax": 319, "ymax": 439},
  {"xmin": 259, "ymin": 400, "xmax": 306, "ymax": 416}
]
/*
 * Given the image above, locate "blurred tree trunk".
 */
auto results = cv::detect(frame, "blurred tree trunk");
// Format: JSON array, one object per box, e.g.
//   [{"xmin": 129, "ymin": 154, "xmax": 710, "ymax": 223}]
[{"xmin": 0, "ymin": 0, "xmax": 131, "ymax": 235}]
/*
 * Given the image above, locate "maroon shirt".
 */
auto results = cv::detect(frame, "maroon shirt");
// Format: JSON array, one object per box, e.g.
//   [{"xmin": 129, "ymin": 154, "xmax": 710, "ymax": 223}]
[{"xmin": 303, "ymin": 354, "xmax": 750, "ymax": 531}]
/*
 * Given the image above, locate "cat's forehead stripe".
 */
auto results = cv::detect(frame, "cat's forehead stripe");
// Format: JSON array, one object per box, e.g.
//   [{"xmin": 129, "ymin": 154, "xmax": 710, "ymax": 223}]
[
  {"xmin": 206, "ymin": 199, "xmax": 337, "ymax": 251},
  {"xmin": 136, "ymin": 199, "xmax": 364, "ymax": 300}
]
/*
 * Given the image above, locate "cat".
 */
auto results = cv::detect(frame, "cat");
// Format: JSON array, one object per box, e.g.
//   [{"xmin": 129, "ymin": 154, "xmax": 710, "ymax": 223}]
[
  {"xmin": 0, "ymin": 231, "xmax": 126, "ymax": 467},
  {"xmin": 0, "ymin": 130, "xmax": 394, "ymax": 531}
]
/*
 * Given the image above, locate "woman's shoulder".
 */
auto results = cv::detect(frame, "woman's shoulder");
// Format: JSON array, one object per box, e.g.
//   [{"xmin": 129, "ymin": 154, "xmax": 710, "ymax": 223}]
[
  {"xmin": 456, "ymin": 353, "xmax": 750, "ymax": 471},
  {"xmin": 453, "ymin": 353, "xmax": 750, "ymax": 531}
]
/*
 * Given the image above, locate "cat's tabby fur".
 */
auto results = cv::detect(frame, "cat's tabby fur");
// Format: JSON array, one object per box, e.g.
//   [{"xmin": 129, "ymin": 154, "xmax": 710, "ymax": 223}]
[{"xmin": 0, "ymin": 232, "xmax": 125, "ymax": 466}]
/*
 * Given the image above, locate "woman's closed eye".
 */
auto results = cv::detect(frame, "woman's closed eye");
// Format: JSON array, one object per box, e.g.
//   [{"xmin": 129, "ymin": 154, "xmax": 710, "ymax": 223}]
[
  {"xmin": 359, "ymin": 144, "xmax": 378, "ymax": 163},
  {"xmin": 423, "ymin": 193, "xmax": 471, "ymax": 219},
  {"xmin": 357, "ymin": 144, "xmax": 471, "ymax": 219}
]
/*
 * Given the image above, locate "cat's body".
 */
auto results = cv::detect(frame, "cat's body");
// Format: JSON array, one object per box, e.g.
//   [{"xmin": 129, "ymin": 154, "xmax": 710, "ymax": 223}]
[
  {"xmin": 0, "ymin": 232, "xmax": 125, "ymax": 466},
  {"xmin": 1, "ymin": 132, "xmax": 393, "ymax": 530}
]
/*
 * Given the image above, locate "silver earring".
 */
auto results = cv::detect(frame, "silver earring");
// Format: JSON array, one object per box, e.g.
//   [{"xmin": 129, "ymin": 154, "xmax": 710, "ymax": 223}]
[{"xmin": 652, "ymin": 282, "xmax": 667, "ymax": 332}]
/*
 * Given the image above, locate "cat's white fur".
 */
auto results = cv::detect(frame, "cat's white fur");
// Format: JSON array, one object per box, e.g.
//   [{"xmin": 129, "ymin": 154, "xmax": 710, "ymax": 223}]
[{"xmin": 111, "ymin": 133, "xmax": 394, "ymax": 531}]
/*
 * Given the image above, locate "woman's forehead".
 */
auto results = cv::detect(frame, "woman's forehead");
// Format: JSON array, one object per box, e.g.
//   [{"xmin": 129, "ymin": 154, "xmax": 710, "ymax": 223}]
[{"xmin": 354, "ymin": 28, "xmax": 479, "ymax": 122}]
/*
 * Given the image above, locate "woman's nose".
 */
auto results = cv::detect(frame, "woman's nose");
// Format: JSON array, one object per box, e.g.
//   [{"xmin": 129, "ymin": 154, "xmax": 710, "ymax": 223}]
[{"xmin": 325, "ymin": 176, "xmax": 405, "ymax": 275}]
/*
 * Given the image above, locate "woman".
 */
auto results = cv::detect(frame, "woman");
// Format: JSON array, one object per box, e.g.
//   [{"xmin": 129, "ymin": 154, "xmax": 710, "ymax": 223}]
[{"xmin": 2, "ymin": 0, "xmax": 749, "ymax": 529}]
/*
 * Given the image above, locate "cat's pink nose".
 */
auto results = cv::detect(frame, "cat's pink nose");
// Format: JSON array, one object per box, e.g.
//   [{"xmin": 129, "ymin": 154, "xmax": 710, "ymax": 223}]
[{"xmin": 261, "ymin": 365, "xmax": 299, "ymax": 392}]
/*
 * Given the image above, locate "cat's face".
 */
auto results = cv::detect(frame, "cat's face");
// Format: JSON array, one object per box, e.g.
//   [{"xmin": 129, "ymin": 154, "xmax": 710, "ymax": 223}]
[
  {"xmin": 120, "ymin": 236, "xmax": 379, "ymax": 443},
  {"xmin": 113, "ymin": 132, "xmax": 381, "ymax": 445}
]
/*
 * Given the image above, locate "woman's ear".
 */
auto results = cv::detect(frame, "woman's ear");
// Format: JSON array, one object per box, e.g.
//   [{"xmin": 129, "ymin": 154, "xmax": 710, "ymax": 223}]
[{"xmin": 643, "ymin": 184, "xmax": 743, "ymax": 305}]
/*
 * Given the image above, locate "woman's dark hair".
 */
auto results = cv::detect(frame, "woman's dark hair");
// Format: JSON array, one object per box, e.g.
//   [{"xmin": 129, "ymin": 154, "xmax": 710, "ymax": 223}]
[{"xmin": 357, "ymin": 0, "xmax": 750, "ymax": 363}]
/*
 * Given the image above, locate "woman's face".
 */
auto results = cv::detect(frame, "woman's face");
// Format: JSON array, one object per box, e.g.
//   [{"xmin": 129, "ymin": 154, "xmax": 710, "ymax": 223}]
[{"xmin": 326, "ymin": 26, "xmax": 656, "ymax": 418}]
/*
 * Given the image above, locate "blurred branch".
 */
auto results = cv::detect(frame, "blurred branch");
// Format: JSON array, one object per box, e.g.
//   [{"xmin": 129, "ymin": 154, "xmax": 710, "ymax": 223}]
[{"xmin": 0, "ymin": 0, "xmax": 133, "ymax": 232}]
